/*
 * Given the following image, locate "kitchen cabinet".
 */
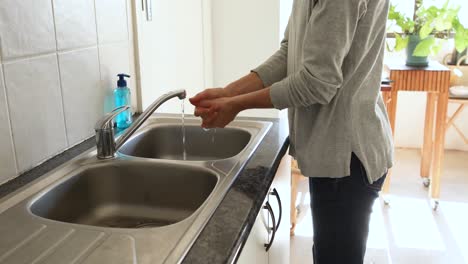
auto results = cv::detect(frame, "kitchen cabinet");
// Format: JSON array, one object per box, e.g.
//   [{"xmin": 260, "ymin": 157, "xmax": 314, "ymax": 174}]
[
  {"xmin": 236, "ymin": 195, "xmax": 270, "ymax": 264},
  {"xmin": 237, "ymin": 154, "xmax": 291, "ymax": 264},
  {"xmin": 133, "ymin": 0, "xmax": 210, "ymax": 113}
]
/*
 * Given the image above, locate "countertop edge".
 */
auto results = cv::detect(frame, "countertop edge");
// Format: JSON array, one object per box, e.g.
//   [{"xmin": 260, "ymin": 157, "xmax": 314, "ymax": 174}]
[{"xmin": 228, "ymin": 139, "xmax": 289, "ymax": 264}]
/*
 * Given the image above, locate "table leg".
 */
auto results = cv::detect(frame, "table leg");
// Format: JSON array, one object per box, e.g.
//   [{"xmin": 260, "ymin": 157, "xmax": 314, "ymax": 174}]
[
  {"xmin": 388, "ymin": 90, "xmax": 398, "ymax": 135},
  {"xmin": 290, "ymin": 171, "xmax": 299, "ymax": 236},
  {"xmin": 421, "ymin": 93, "xmax": 436, "ymax": 181},
  {"xmin": 430, "ymin": 92, "xmax": 449, "ymax": 210},
  {"xmin": 382, "ymin": 91, "xmax": 391, "ymax": 110},
  {"xmin": 382, "ymin": 90, "xmax": 398, "ymax": 196}
]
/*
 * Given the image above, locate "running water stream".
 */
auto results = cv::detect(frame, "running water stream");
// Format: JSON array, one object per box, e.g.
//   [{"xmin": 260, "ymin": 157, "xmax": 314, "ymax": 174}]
[
  {"xmin": 183, "ymin": 101, "xmax": 217, "ymax": 159},
  {"xmin": 181, "ymin": 99, "xmax": 187, "ymax": 160}
]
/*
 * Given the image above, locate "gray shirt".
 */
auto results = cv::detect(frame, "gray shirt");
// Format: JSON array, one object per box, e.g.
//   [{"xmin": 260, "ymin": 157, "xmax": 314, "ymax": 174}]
[{"xmin": 253, "ymin": 0, "xmax": 394, "ymax": 183}]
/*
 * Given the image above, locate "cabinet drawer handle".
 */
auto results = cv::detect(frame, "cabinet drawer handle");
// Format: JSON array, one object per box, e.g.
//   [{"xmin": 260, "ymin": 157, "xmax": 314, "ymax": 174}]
[
  {"xmin": 270, "ymin": 188, "xmax": 282, "ymax": 231},
  {"xmin": 145, "ymin": 0, "xmax": 153, "ymax": 21},
  {"xmin": 263, "ymin": 201, "xmax": 276, "ymax": 252}
]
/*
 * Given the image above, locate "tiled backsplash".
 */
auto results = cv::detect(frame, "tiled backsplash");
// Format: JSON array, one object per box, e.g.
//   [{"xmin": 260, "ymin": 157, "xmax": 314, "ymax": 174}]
[{"xmin": 0, "ymin": 0, "xmax": 137, "ymax": 183}]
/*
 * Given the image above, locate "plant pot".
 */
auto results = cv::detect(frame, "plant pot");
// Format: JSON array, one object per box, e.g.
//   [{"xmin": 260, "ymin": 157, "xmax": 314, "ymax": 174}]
[{"xmin": 406, "ymin": 35, "xmax": 429, "ymax": 67}]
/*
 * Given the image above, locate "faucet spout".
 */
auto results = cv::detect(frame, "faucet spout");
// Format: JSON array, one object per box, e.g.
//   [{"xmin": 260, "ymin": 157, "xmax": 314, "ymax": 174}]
[
  {"xmin": 115, "ymin": 89, "xmax": 186, "ymax": 151},
  {"xmin": 177, "ymin": 90, "xmax": 187, "ymax": 100},
  {"xmin": 95, "ymin": 89, "xmax": 186, "ymax": 159}
]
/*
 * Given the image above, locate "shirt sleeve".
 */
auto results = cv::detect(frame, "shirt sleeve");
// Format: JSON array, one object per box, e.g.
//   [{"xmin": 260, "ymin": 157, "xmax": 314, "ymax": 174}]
[
  {"xmin": 270, "ymin": 0, "xmax": 368, "ymax": 110},
  {"xmin": 252, "ymin": 21, "xmax": 290, "ymax": 87}
]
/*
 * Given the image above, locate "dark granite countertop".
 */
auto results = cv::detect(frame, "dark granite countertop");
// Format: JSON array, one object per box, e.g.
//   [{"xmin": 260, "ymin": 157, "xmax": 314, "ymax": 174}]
[
  {"xmin": 183, "ymin": 117, "xmax": 289, "ymax": 263},
  {"xmin": 0, "ymin": 116, "xmax": 289, "ymax": 264}
]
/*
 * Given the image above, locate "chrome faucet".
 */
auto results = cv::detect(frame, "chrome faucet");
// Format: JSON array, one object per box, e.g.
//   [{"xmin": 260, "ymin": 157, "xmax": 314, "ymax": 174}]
[{"xmin": 95, "ymin": 89, "xmax": 187, "ymax": 159}]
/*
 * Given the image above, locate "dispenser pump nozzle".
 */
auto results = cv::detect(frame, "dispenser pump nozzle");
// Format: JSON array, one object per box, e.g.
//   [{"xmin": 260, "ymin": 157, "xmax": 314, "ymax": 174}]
[{"xmin": 117, "ymin": 74, "xmax": 130, "ymax": 87}]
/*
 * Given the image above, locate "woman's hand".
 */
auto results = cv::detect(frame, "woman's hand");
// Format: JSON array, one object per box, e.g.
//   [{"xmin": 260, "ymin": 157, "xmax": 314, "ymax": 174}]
[
  {"xmin": 195, "ymin": 97, "xmax": 242, "ymax": 128},
  {"xmin": 189, "ymin": 73, "xmax": 271, "ymax": 128},
  {"xmin": 189, "ymin": 88, "xmax": 232, "ymax": 106},
  {"xmin": 190, "ymin": 88, "xmax": 233, "ymax": 122}
]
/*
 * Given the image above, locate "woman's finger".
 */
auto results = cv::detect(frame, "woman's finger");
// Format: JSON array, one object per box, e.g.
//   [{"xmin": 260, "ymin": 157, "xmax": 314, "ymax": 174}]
[
  {"xmin": 189, "ymin": 91, "xmax": 206, "ymax": 105},
  {"xmin": 202, "ymin": 112, "xmax": 219, "ymax": 128},
  {"xmin": 190, "ymin": 88, "xmax": 222, "ymax": 105},
  {"xmin": 194, "ymin": 106, "xmax": 211, "ymax": 117}
]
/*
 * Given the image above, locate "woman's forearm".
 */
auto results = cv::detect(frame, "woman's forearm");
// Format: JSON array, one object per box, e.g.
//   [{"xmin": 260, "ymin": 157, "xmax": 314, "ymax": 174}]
[
  {"xmin": 232, "ymin": 87, "xmax": 274, "ymax": 111},
  {"xmin": 224, "ymin": 72, "xmax": 266, "ymax": 97}
]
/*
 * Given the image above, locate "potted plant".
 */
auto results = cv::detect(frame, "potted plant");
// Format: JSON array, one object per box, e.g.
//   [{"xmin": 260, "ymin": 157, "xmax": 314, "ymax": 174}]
[{"xmin": 387, "ymin": 0, "xmax": 468, "ymax": 67}]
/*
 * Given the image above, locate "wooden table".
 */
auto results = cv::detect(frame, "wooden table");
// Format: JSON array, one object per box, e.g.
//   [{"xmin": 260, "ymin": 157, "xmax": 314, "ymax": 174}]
[{"xmin": 383, "ymin": 60, "xmax": 451, "ymax": 209}]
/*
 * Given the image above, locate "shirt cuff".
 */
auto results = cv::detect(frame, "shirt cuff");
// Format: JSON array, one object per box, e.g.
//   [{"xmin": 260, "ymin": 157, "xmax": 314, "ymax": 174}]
[
  {"xmin": 251, "ymin": 64, "xmax": 278, "ymax": 88},
  {"xmin": 270, "ymin": 81, "xmax": 292, "ymax": 110}
]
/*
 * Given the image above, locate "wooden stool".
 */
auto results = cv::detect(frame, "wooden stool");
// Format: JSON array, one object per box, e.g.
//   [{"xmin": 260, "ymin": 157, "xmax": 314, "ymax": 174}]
[
  {"xmin": 446, "ymin": 87, "xmax": 468, "ymax": 144},
  {"xmin": 290, "ymin": 159, "xmax": 306, "ymax": 235},
  {"xmin": 380, "ymin": 83, "xmax": 396, "ymax": 197},
  {"xmin": 290, "ymin": 159, "xmax": 307, "ymax": 236}
]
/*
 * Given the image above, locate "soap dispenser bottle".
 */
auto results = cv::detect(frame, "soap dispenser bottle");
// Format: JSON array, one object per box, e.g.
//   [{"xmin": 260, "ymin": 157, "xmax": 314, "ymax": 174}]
[{"xmin": 114, "ymin": 74, "xmax": 132, "ymax": 129}]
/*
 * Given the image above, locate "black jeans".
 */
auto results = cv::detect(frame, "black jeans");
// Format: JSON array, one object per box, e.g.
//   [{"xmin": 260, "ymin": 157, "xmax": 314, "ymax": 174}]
[{"xmin": 308, "ymin": 153, "xmax": 386, "ymax": 264}]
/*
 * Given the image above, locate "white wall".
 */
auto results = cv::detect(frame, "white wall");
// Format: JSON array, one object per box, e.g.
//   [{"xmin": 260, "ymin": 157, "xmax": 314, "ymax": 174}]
[
  {"xmin": 210, "ymin": 0, "xmax": 281, "ymax": 118},
  {"xmin": 0, "ymin": 0, "xmax": 137, "ymax": 184},
  {"xmin": 137, "ymin": 0, "xmax": 288, "ymax": 118}
]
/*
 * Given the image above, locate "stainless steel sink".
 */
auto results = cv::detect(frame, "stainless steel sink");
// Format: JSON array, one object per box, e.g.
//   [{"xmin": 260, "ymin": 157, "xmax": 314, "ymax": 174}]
[
  {"xmin": 30, "ymin": 161, "xmax": 217, "ymax": 228},
  {"xmin": 0, "ymin": 115, "xmax": 271, "ymax": 264},
  {"xmin": 118, "ymin": 125, "xmax": 251, "ymax": 160}
]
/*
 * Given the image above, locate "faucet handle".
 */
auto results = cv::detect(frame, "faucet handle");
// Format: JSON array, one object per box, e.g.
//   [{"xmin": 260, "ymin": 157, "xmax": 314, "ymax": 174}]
[
  {"xmin": 95, "ymin": 106, "xmax": 130, "ymax": 131},
  {"xmin": 95, "ymin": 106, "xmax": 130, "ymax": 159}
]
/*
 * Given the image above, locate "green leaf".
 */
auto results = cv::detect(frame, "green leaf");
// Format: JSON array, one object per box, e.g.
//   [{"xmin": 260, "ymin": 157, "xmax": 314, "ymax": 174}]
[
  {"xmin": 386, "ymin": 41, "xmax": 393, "ymax": 52},
  {"xmin": 430, "ymin": 40, "xmax": 444, "ymax": 55},
  {"xmin": 419, "ymin": 22, "xmax": 434, "ymax": 39},
  {"xmin": 454, "ymin": 18, "xmax": 468, "ymax": 53},
  {"xmin": 433, "ymin": 18, "xmax": 452, "ymax": 31},
  {"xmin": 413, "ymin": 37, "xmax": 436, "ymax": 57},
  {"xmin": 387, "ymin": 4, "xmax": 413, "ymax": 33},
  {"xmin": 394, "ymin": 34, "xmax": 409, "ymax": 51},
  {"xmin": 425, "ymin": 6, "xmax": 439, "ymax": 18},
  {"xmin": 453, "ymin": 17, "xmax": 462, "ymax": 31},
  {"xmin": 455, "ymin": 30, "xmax": 468, "ymax": 53},
  {"xmin": 388, "ymin": 5, "xmax": 399, "ymax": 20},
  {"xmin": 442, "ymin": 0, "xmax": 449, "ymax": 10}
]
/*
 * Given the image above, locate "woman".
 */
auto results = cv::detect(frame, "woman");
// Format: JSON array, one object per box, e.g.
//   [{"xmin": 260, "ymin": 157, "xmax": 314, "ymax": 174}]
[{"xmin": 190, "ymin": 0, "xmax": 394, "ymax": 263}]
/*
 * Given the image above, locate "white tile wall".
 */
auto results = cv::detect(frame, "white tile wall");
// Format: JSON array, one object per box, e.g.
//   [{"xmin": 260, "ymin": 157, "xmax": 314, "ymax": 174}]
[
  {"xmin": 53, "ymin": 0, "xmax": 98, "ymax": 50},
  {"xmin": 0, "ymin": 0, "xmax": 136, "ymax": 181},
  {"xmin": 95, "ymin": 0, "xmax": 129, "ymax": 44},
  {"xmin": 0, "ymin": 0, "xmax": 56, "ymax": 59},
  {"xmin": 0, "ymin": 67, "xmax": 17, "ymax": 184},
  {"xmin": 58, "ymin": 48, "xmax": 102, "ymax": 145},
  {"xmin": 3, "ymin": 55, "xmax": 68, "ymax": 172}
]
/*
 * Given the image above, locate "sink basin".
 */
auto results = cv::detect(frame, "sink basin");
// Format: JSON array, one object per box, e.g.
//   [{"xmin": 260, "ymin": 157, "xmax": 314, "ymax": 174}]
[
  {"xmin": 118, "ymin": 125, "xmax": 251, "ymax": 161},
  {"xmin": 30, "ymin": 161, "xmax": 218, "ymax": 228},
  {"xmin": 0, "ymin": 117, "xmax": 271, "ymax": 263}
]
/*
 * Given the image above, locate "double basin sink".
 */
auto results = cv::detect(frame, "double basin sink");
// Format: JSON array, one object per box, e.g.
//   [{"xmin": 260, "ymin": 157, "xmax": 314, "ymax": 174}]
[{"xmin": 0, "ymin": 116, "xmax": 270, "ymax": 264}]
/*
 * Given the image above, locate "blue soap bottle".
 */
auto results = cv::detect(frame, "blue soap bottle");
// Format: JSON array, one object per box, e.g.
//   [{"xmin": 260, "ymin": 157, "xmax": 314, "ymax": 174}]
[{"xmin": 114, "ymin": 74, "xmax": 132, "ymax": 129}]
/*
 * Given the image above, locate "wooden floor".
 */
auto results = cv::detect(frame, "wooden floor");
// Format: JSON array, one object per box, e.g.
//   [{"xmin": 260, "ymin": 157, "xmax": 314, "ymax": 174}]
[{"xmin": 291, "ymin": 148, "xmax": 468, "ymax": 264}]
